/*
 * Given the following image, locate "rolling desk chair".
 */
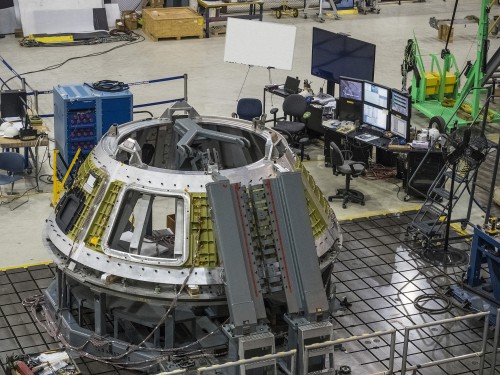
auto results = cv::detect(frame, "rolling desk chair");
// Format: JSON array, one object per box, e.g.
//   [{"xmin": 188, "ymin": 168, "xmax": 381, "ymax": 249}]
[
  {"xmin": 0, "ymin": 151, "xmax": 28, "ymax": 210},
  {"xmin": 232, "ymin": 98, "xmax": 263, "ymax": 122},
  {"xmin": 270, "ymin": 94, "xmax": 310, "ymax": 160},
  {"xmin": 328, "ymin": 142, "xmax": 366, "ymax": 208}
]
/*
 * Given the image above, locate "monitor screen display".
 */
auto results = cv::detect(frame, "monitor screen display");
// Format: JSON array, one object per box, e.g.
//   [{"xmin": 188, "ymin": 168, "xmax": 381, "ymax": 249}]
[
  {"xmin": 390, "ymin": 114, "xmax": 409, "ymax": 140},
  {"xmin": 339, "ymin": 77, "xmax": 363, "ymax": 101},
  {"xmin": 338, "ymin": 98, "xmax": 363, "ymax": 123},
  {"xmin": 363, "ymin": 103, "xmax": 388, "ymax": 131},
  {"xmin": 311, "ymin": 28, "xmax": 376, "ymax": 84},
  {"xmin": 364, "ymin": 82, "xmax": 389, "ymax": 109},
  {"xmin": 391, "ymin": 89, "xmax": 411, "ymax": 117}
]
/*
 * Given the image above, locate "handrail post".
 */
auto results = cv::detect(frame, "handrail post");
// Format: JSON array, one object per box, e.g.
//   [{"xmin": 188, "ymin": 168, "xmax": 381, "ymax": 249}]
[
  {"xmin": 387, "ymin": 330, "xmax": 396, "ymax": 374},
  {"xmin": 490, "ymin": 308, "xmax": 500, "ymax": 375},
  {"xmin": 184, "ymin": 73, "xmax": 188, "ymax": 102},
  {"xmin": 401, "ymin": 328, "xmax": 410, "ymax": 374},
  {"xmin": 478, "ymin": 311, "xmax": 490, "ymax": 374}
]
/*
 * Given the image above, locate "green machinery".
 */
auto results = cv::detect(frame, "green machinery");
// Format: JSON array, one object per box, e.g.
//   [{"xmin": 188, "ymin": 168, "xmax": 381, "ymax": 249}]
[{"xmin": 408, "ymin": 0, "xmax": 499, "ymax": 129}]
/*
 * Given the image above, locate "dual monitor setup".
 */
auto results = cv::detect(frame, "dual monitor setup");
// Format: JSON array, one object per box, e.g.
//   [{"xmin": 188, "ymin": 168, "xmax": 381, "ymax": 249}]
[
  {"xmin": 309, "ymin": 27, "xmax": 411, "ymax": 142},
  {"xmin": 338, "ymin": 77, "xmax": 412, "ymax": 141}
]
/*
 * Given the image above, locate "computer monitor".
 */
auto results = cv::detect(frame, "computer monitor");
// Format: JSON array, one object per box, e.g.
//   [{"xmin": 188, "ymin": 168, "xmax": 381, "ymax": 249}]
[
  {"xmin": 338, "ymin": 98, "xmax": 363, "ymax": 123},
  {"xmin": 0, "ymin": 90, "xmax": 27, "ymax": 119},
  {"xmin": 390, "ymin": 89, "xmax": 411, "ymax": 118},
  {"xmin": 390, "ymin": 113, "xmax": 410, "ymax": 141},
  {"xmin": 339, "ymin": 77, "xmax": 363, "ymax": 101},
  {"xmin": 363, "ymin": 103, "xmax": 388, "ymax": 131},
  {"xmin": 364, "ymin": 82, "xmax": 389, "ymax": 109},
  {"xmin": 284, "ymin": 76, "xmax": 300, "ymax": 94},
  {"xmin": 311, "ymin": 28, "xmax": 376, "ymax": 84}
]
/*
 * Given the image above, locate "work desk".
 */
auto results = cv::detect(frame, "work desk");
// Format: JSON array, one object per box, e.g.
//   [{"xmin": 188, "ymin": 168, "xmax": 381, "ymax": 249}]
[
  {"xmin": 0, "ymin": 132, "xmax": 49, "ymax": 149},
  {"xmin": 196, "ymin": 0, "xmax": 263, "ymax": 38},
  {"xmin": 323, "ymin": 123, "xmax": 408, "ymax": 166}
]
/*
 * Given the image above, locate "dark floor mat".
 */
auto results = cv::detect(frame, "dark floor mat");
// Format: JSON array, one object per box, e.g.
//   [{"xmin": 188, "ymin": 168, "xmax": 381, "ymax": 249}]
[{"xmin": 0, "ymin": 212, "xmax": 498, "ymax": 375}]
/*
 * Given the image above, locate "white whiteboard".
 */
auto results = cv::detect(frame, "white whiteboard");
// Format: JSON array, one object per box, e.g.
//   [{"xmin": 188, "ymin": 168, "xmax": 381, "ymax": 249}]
[
  {"xmin": 224, "ymin": 19, "xmax": 296, "ymax": 71},
  {"xmin": 18, "ymin": 0, "xmax": 103, "ymax": 35}
]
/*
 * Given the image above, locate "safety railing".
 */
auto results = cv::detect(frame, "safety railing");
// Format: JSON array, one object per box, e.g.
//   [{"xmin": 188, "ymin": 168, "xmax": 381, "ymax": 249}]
[
  {"xmin": 156, "ymin": 370, "xmax": 187, "ymax": 375},
  {"xmin": 196, "ymin": 349, "xmax": 296, "ymax": 374},
  {"xmin": 0, "ymin": 54, "xmax": 188, "ymax": 117},
  {"xmin": 304, "ymin": 329, "xmax": 397, "ymax": 375},
  {"xmin": 491, "ymin": 308, "xmax": 500, "ymax": 375},
  {"xmin": 401, "ymin": 311, "xmax": 490, "ymax": 374}
]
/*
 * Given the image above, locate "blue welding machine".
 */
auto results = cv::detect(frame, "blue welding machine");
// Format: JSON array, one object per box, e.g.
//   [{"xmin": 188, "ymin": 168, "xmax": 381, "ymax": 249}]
[{"xmin": 53, "ymin": 84, "xmax": 133, "ymax": 163}]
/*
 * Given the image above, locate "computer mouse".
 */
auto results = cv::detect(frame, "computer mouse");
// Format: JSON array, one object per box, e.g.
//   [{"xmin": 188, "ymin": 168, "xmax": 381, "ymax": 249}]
[{"xmin": 399, "ymin": 139, "xmax": 407, "ymax": 145}]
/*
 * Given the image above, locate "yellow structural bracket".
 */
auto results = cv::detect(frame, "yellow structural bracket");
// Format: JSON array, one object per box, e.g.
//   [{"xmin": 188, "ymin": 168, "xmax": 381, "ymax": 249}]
[{"xmin": 52, "ymin": 148, "xmax": 81, "ymax": 207}]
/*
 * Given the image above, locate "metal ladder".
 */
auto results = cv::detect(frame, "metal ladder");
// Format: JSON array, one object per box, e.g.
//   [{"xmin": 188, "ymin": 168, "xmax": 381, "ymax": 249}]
[{"xmin": 407, "ymin": 161, "xmax": 475, "ymax": 248}]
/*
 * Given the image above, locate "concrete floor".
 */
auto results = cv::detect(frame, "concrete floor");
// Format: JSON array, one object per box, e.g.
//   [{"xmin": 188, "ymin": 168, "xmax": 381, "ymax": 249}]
[{"xmin": 0, "ymin": 0, "xmax": 498, "ymax": 269}]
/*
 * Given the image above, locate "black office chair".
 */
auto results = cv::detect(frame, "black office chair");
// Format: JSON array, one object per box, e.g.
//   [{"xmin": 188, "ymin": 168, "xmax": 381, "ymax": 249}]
[
  {"xmin": 232, "ymin": 98, "xmax": 263, "ymax": 121},
  {"xmin": 328, "ymin": 142, "xmax": 366, "ymax": 208},
  {"xmin": 270, "ymin": 94, "xmax": 310, "ymax": 160}
]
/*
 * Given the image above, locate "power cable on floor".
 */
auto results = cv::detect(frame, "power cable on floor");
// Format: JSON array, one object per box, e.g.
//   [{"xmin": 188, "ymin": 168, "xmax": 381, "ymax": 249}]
[
  {"xmin": 1, "ymin": 31, "xmax": 144, "ymax": 90},
  {"xmin": 363, "ymin": 164, "xmax": 397, "ymax": 180}
]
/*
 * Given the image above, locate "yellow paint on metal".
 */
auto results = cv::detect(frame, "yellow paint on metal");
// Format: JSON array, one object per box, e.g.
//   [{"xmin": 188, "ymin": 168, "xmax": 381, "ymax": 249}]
[
  {"xmin": 28, "ymin": 34, "xmax": 74, "ymax": 43},
  {"xmin": 84, "ymin": 181, "xmax": 125, "ymax": 251},
  {"xmin": 188, "ymin": 193, "xmax": 218, "ymax": 267},
  {"xmin": 295, "ymin": 160, "xmax": 334, "ymax": 238},
  {"xmin": 0, "ymin": 261, "xmax": 53, "ymax": 272},
  {"xmin": 337, "ymin": 8, "xmax": 358, "ymax": 15},
  {"xmin": 52, "ymin": 148, "xmax": 81, "ymax": 207},
  {"xmin": 341, "ymin": 205, "xmax": 423, "ymax": 221},
  {"xmin": 67, "ymin": 157, "xmax": 107, "ymax": 241}
]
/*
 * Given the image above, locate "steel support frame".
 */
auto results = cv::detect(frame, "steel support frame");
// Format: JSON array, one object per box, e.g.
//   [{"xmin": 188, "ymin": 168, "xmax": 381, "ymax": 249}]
[{"xmin": 44, "ymin": 278, "xmax": 181, "ymax": 372}]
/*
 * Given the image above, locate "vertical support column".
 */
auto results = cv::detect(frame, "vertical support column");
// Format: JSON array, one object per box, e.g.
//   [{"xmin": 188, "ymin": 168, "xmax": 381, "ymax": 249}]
[
  {"xmin": 471, "ymin": 0, "xmax": 489, "ymax": 119},
  {"xmin": 56, "ymin": 269, "xmax": 70, "ymax": 312},
  {"xmin": 165, "ymin": 309, "xmax": 175, "ymax": 349},
  {"xmin": 467, "ymin": 229, "xmax": 483, "ymax": 287},
  {"xmin": 94, "ymin": 292, "xmax": 107, "ymax": 336}
]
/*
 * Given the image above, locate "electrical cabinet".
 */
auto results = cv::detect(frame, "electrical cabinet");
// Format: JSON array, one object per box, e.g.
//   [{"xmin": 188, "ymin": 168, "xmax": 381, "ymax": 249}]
[{"xmin": 54, "ymin": 84, "xmax": 133, "ymax": 163}]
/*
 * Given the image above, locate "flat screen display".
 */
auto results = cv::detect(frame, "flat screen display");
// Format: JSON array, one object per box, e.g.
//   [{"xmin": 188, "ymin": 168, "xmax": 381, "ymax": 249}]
[
  {"xmin": 390, "ymin": 114, "xmax": 409, "ymax": 140},
  {"xmin": 338, "ymin": 98, "xmax": 363, "ymax": 123},
  {"xmin": 391, "ymin": 89, "xmax": 411, "ymax": 117},
  {"xmin": 339, "ymin": 77, "xmax": 363, "ymax": 101},
  {"xmin": 363, "ymin": 103, "xmax": 388, "ymax": 131},
  {"xmin": 364, "ymin": 82, "xmax": 389, "ymax": 109},
  {"xmin": 311, "ymin": 28, "xmax": 376, "ymax": 84}
]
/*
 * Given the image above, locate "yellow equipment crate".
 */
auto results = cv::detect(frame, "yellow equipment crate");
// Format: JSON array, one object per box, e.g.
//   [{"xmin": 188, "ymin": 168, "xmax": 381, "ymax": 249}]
[
  {"xmin": 425, "ymin": 72, "xmax": 439, "ymax": 95},
  {"xmin": 143, "ymin": 7, "xmax": 204, "ymax": 41},
  {"xmin": 444, "ymin": 71, "xmax": 457, "ymax": 94}
]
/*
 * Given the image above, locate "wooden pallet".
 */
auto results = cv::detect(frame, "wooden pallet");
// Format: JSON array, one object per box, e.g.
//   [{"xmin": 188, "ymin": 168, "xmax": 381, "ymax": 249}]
[{"xmin": 144, "ymin": 28, "xmax": 203, "ymax": 41}]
